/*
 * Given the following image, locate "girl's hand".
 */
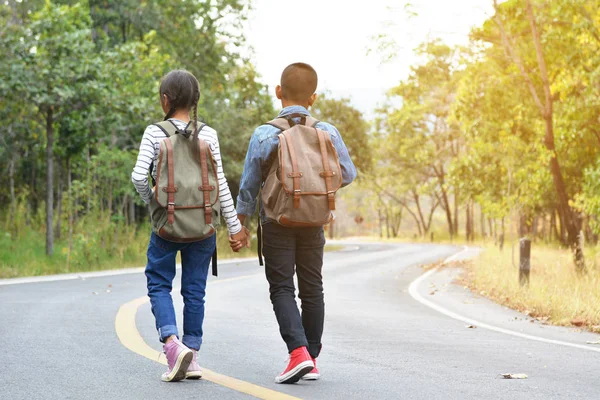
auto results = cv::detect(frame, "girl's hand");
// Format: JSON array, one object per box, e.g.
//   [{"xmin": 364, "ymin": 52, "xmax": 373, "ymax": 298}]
[{"xmin": 229, "ymin": 227, "xmax": 250, "ymax": 252}]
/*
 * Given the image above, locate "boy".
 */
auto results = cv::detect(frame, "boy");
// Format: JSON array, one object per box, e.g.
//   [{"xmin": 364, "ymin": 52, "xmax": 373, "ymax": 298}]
[{"xmin": 233, "ymin": 62, "xmax": 357, "ymax": 383}]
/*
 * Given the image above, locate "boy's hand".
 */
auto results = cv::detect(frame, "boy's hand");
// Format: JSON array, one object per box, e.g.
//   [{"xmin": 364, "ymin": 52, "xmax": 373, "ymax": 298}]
[{"xmin": 229, "ymin": 227, "xmax": 251, "ymax": 252}]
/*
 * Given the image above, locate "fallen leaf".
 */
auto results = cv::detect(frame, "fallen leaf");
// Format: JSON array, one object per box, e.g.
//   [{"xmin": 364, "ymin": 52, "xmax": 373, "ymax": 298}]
[
  {"xmin": 429, "ymin": 290, "xmax": 437, "ymax": 295},
  {"xmin": 108, "ymin": 284, "xmax": 113, "ymax": 288},
  {"xmin": 501, "ymin": 373, "xmax": 528, "ymax": 379},
  {"xmin": 571, "ymin": 318, "xmax": 586, "ymax": 327},
  {"xmin": 466, "ymin": 325, "xmax": 476, "ymax": 329}
]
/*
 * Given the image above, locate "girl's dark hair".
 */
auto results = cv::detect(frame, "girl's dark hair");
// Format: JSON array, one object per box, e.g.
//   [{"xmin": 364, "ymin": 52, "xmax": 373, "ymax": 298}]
[{"xmin": 159, "ymin": 69, "xmax": 201, "ymax": 139}]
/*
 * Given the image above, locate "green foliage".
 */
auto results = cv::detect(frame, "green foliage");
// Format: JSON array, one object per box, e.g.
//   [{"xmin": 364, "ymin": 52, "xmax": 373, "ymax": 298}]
[
  {"xmin": 312, "ymin": 94, "xmax": 372, "ymax": 174},
  {"xmin": 371, "ymin": 0, "xmax": 600, "ymax": 246},
  {"xmin": 0, "ymin": 0, "xmax": 275, "ymax": 274}
]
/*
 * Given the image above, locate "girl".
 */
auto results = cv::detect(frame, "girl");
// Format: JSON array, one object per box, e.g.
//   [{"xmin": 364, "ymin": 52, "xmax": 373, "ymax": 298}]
[{"xmin": 131, "ymin": 69, "xmax": 249, "ymax": 382}]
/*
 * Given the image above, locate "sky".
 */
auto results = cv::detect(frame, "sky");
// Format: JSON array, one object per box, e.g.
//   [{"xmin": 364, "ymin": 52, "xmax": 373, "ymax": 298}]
[{"xmin": 243, "ymin": 0, "xmax": 493, "ymax": 117}]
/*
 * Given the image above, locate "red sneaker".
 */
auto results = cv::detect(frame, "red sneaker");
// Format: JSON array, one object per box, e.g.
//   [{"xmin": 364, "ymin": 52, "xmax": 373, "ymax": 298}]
[
  {"xmin": 302, "ymin": 358, "xmax": 320, "ymax": 381},
  {"xmin": 274, "ymin": 346, "xmax": 314, "ymax": 384}
]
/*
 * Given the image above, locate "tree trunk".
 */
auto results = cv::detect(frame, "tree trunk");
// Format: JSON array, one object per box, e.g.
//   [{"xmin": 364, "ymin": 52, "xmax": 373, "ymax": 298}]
[
  {"xmin": 433, "ymin": 166, "xmax": 454, "ymax": 237},
  {"xmin": 453, "ymin": 188, "xmax": 459, "ymax": 237},
  {"xmin": 526, "ymin": 0, "xmax": 584, "ymax": 269},
  {"xmin": 472, "ymin": 202, "xmax": 476, "ymax": 240},
  {"xmin": 480, "ymin": 205, "xmax": 486, "ymax": 239},
  {"xmin": 541, "ymin": 213, "xmax": 547, "ymax": 243},
  {"xmin": 402, "ymin": 202, "xmax": 422, "ymax": 237},
  {"xmin": 55, "ymin": 162, "xmax": 62, "ymax": 240},
  {"xmin": 385, "ymin": 208, "xmax": 390, "ymax": 239},
  {"xmin": 413, "ymin": 191, "xmax": 428, "ymax": 236},
  {"xmin": 28, "ymin": 159, "xmax": 36, "ymax": 226},
  {"xmin": 45, "ymin": 109, "xmax": 54, "ymax": 256},
  {"xmin": 438, "ymin": 190, "xmax": 454, "ymax": 238},
  {"xmin": 391, "ymin": 208, "xmax": 403, "ymax": 237},
  {"xmin": 67, "ymin": 158, "xmax": 74, "ymax": 271},
  {"xmin": 465, "ymin": 201, "xmax": 473, "ymax": 242},
  {"xmin": 551, "ymin": 212, "xmax": 555, "ymax": 242},
  {"xmin": 378, "ymin": 209, "xmax": 383, "ymax": 239},
  {"xmin": 9, "ymin": 155, "xmax": 15, "ymax": 227},
  {"xmin": 128, "ymin": 195, "xmax": 135, "ymax": 226},
  {"xmin": 558, "ymin": 208, "xmax": 566, "ymax": 244},
  {"xmin": 500, "ymin": 217, "xmax": 505, "ymax": 251},
  {"xmin": 87, "ymin": 144, "xmax": 92, "ymax": 214},
  {"xmin": 107, "ymin": 183, "xmax": 113, "ymax": 216}
]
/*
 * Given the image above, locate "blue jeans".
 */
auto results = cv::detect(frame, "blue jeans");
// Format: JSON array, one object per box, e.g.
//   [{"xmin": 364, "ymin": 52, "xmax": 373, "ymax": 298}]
[{"xmin": 145, "ymin": 232, "xmax": 216, "ymax": 350}]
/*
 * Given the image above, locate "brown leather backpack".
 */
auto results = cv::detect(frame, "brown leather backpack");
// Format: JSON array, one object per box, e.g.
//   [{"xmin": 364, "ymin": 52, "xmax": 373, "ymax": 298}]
[{"xmin": 261, "ymin": 114, "xmax": 343, "ymax": 227}]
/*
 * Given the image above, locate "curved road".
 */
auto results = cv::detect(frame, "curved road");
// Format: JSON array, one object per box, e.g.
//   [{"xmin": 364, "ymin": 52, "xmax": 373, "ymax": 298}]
[{"xmin": 1, "ymin": 242, "xmax": 599, "ymax": 399}]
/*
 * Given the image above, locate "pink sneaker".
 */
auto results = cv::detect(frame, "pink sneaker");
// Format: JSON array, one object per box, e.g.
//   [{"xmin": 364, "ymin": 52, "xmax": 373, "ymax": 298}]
[
  {"xmin": 302, "ymin": 358, "xmax": 320, "ymax": 380},
  {"xmin": 274, "ymin": 346, "xmax": 314, "ymax": 384},
  {"xmin": 161, "ymin": 337, "xmax": 193, "ymax": 382},
  {"xmin": 186, "ymin": 350, "xmax": 203, "ymax": 380}
]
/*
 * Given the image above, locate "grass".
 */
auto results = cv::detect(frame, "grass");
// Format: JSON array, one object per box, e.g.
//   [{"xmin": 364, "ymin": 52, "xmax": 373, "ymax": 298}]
[
  {"xmin": 0, "ymin": 221, "xmax": 344, "ymax": 279},
  {"xmin": 458, "ymin": 243, "xmax": 600, "ymax": 332}
]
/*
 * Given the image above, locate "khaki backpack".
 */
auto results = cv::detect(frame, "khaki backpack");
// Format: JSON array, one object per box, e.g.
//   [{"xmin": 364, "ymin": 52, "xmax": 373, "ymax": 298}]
[
  {"xmin": 261, "ymin": 114, "xmax": 342, "ymax": 227},
  {"xmin": 149, "ymin": 120, "xmax": 220, "ymax": 243}
]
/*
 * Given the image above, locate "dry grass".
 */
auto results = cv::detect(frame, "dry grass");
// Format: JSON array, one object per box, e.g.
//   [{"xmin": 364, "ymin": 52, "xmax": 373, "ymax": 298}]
[{"xmin": 460, "ymin": 244, "xmax": 600, "ymax": 332}]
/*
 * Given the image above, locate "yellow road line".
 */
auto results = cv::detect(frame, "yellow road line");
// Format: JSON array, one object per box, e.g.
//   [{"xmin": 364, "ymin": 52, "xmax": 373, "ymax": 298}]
[{"xmin": 115, "ymin": 274, "xmax": 302, "ymax": 400}]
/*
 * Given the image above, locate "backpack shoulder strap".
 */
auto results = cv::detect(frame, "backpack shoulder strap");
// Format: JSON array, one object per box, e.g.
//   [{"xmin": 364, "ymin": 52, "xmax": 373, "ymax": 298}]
[
  {"xmin": 196, "ymin": 123, "xmax": 207, "ymax": 136},
  {"xmin": 266, "ymin": 118, "xmax": 290, "ymax": 131},
  {"xmin": 267, "ymin": 115, "xmax": 320, "ymax": 131},
  {"xmin": 315, "ymin": 129, "xmax": 336, "ymax": 211},
  {"xmin": 306, "ymin": 117, "xmax": 320, "ymax": 128},
  {"xmin": 152, "ymin": 121, "xmax": 178, "ymax": 137}
]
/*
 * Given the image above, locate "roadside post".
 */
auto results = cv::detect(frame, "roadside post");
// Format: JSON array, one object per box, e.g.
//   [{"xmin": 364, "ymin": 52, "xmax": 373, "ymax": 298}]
[{"xmin": 519, "ymin": 238, "xmax": 531, "ymax": 287}]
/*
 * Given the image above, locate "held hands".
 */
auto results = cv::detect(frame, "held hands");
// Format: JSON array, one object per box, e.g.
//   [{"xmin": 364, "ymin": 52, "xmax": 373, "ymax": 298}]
[{"xmin": 229, "ymin": 226, "xmax": 251, "ymax": 253}]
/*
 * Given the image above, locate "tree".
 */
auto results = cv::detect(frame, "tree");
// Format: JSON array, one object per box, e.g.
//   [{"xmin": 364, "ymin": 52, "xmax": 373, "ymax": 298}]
[
  {"xmin": 13, "ymin": 2, "xmax": 102, "ymax": 255},
  {"xmin": 377, "ymin": 41, "xmax": 462, "ymax": 238},
  {"xmin": 311, "ymin": 94, "xmax": 372, "ymax": 174}
]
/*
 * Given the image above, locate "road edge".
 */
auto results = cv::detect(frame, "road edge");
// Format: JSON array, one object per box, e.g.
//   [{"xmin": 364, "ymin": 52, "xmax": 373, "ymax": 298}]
[{"xmin": 408, "ymin": 246, "xmax": 600, "ymax": 353}]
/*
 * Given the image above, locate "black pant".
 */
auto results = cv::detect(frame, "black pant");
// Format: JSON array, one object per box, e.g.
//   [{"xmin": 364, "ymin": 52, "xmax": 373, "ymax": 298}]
[{"xmin": 262, "ymin": 222, "xmax": 325, "ymax": 359}]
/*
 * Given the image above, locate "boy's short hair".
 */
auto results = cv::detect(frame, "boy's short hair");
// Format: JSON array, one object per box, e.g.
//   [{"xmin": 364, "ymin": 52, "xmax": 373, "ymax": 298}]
[{"xmin": 280, "ymin": 63, "xmax": 318, "ymax": 102}]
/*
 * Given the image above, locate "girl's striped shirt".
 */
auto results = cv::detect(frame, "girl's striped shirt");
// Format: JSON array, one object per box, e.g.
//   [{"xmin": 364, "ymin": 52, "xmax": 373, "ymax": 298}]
[{"xmin": 131, "ymin": 118, "xmax": 242, "ymax": 235}]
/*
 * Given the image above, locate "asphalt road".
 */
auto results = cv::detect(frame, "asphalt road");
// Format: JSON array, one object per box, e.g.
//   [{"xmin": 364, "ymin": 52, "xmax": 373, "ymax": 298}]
[{"xmin": 1, "ymin": 242, "xmax": 599, "ymax": 400}]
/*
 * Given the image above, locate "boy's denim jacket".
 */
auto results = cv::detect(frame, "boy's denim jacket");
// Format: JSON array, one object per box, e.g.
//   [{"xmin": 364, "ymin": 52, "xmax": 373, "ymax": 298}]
[{"xmin": 236, "ymin": 105, "xmax": 358, "ymax": 223}]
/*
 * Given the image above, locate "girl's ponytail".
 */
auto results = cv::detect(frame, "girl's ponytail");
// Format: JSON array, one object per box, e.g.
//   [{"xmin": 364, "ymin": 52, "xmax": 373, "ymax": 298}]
[{"xmin": 192, "ymin": 101, "xmax": 199, "ymax": 141}]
